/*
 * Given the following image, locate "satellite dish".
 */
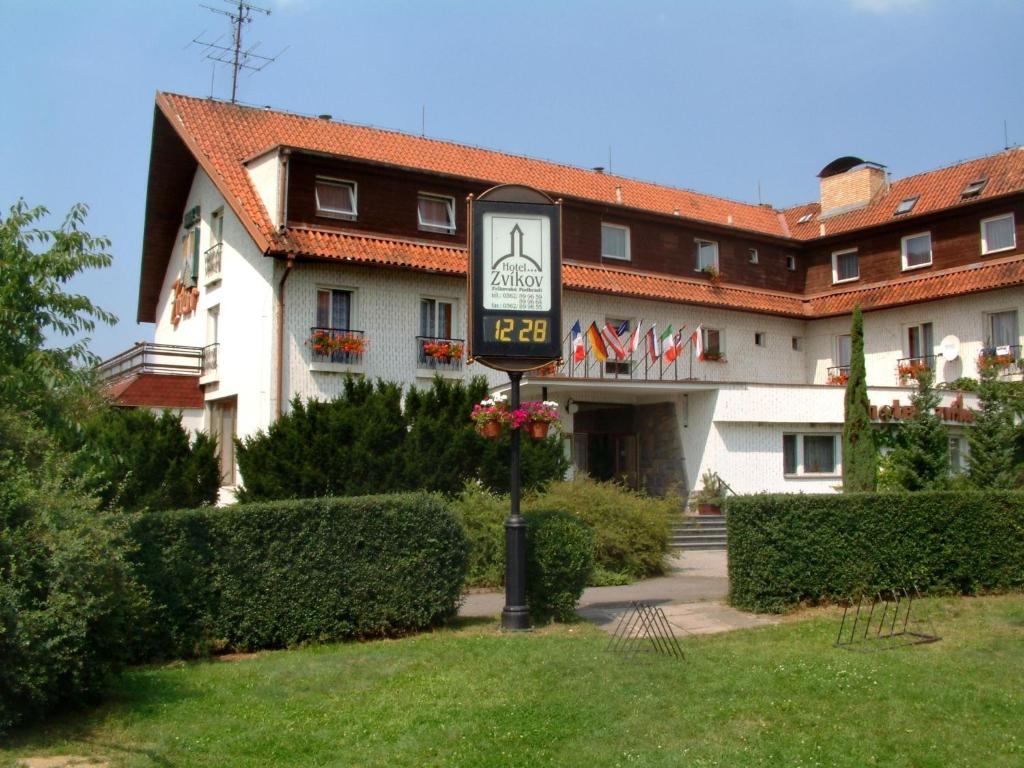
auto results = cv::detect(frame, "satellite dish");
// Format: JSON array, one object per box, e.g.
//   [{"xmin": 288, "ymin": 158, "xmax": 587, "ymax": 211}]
[{"xmin": 940, "ymin": 335, "xmax": 960, "ymax": 362}]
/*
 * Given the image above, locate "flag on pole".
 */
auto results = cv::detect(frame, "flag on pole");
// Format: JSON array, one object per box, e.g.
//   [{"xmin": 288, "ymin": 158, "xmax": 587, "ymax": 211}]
[
  {"xmin": 657, "ymin": 325, "xmax": 674, "ymax": 363},
  {"xmin": 664, "ymin": 329, "xmax": 681, "ymax": 363},
  {"xmin": 624, "ymin": 319, "xmax": 643, "ymax": 356},
  {"xmin": 645, "ymin": 323, "xmax": 659, "ymax": 361},
  {"xmin": 602, "ymin": 321, "xmax": 627, "ymax": 360},
  {"xmin": 571, "ymin": 321, "xmax": 585, "ymax": 363},
  {"xmin": 615, "ymin": 319, "xmax": 629, "ymax": 337},
  {"xmin": 694, "ymin": 324, "xmax": 704, "ymax": 361},
  {"xmin": 587, "ymin": 322, "xmax": 609, "ymax": 362}
]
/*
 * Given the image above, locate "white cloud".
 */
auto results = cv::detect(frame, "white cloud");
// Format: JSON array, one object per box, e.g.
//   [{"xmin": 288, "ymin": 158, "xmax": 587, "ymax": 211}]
[{"xmin": 848, "ymin": 0, "xmax": 929, "ymax": 13}]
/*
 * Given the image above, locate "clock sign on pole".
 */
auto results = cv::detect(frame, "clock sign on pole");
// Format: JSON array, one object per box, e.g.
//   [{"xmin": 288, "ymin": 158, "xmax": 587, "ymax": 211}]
[
  {"xmin": 468, "ymin": 185, "xmax": 563, "ymax": 370},
  {"xmin": 467, "ymin": 184, "xmax": 562, "ymax": 632}
]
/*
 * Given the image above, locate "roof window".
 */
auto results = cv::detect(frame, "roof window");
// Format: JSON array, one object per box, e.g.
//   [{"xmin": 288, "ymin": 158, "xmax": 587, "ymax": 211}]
[
  {"xmin": 894, "ymin": 196, "xmax": 919, "ymax": 215},
  {"xmin": 961, "ymin": 178, "xmax": 988, "ymax": 199},
  {"xmin": 797, "ymin": 212, "xmax": 814, "ymax": 224}
]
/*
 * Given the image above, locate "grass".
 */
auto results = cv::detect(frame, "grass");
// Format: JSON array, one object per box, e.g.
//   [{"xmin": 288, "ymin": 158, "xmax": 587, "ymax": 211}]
[{"xmin": 3, "ymin": 595, "xmax": 1023, "ymax": 767}]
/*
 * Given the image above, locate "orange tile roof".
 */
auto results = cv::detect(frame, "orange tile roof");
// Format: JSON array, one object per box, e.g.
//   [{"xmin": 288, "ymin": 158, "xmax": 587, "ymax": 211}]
[
  {"xmin": 105, "ymin": 373, "xmax": 204, "ymax": 409},
  {"xmin": 158, "ymin": 92, "xmax": 788, "ymax": 243},
  {"xmin": 784, "ymin": 150, "xmax": 1024, "ymax": 239}
]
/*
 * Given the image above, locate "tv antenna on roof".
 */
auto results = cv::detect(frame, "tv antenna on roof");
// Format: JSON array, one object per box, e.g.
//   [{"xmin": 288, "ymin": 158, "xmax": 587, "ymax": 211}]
[{"xmin": 192, "ymin": 0, "xmax": 287, "ymax": 104}]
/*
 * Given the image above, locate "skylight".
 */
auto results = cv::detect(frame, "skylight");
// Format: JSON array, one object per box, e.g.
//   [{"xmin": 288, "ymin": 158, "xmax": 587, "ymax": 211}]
[
  {"xmin": 797, "ymin": 212, "xmax": 814, "ymax": 224},
  {"xmin": 894, "ymin": 196, "xmax": 919, "ymax": 215},
  {"xmin": 961, "ymin": 178, "xmax": 988, "ymax": 199}
]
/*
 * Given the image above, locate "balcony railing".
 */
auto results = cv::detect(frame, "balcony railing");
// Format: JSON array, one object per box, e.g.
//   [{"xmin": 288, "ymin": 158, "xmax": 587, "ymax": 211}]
[
  {"xmin": 978, "ymin": 345, "xmax": 1022, "ymax": 376},
  {"xmin": 205, "ymin": 242, "xmax": 222, "ymax": 280},
  {"xmin": 309, "ymin": 327, "xmax": 366, "ymax": 365},
  {"xmin": 416, "ymin": 336, "xmax": 464, "ymax": 372},
  {"xmin": 532, "ymin": 330, "xmax": 711, "ymax": 382},
  {"xmin": 826, "ymin": 365, "xmax": 849, "ymax": 386},
  {"xmin": 896, "ymin": 355, "xmax": 934, "ymax": 384},
  {"xmin": 202, "ymin": 342, "xmax": 219, "ymax": 377},
  {"xmin": 96, "ymin": 342, "xmax": 203, "ymax": 382}
]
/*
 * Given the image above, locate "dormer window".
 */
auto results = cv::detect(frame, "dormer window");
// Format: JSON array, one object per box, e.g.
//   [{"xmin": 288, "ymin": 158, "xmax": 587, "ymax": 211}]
[
  {"xmin": 797, "ymin": 212, "xmax": 814, "ymax": 224},
  {"xmin": 315, "ymin": 177, "xmax": 358, "ymax": 220},
  {"xmin": 961, "ymin": 178, "xmax": 988, "ymax": 199},
  {"xmin": 901, "ymin": 232, "xmax": 933, "ymax": 270},
  {"xmin": 601, "ymin": 223, "xmax": 630, "ymax": 260},
  {"xmin": 894, "ymin": 196, "xmax": 919, "ymax": 215},
  {"xmin": 417, "ymin": 193, "xmax": 456, "ymax": 233},
  {"xmin": 832, "ymin": 248, "xmax": 859, "ymax": 283}
]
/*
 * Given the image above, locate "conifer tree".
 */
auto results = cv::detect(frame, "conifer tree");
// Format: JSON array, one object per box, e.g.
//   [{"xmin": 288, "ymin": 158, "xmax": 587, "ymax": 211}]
[
  {"xmin": 967, "ymin": 361, "xmax": 1018, "ymax": 488},
  {"xmin": 842, "ymin": 305, "xmax": 877, "ymax": 491},
  {"xmin": 882, "ymin": 367, "xmax": 949, "ymax": 491}
]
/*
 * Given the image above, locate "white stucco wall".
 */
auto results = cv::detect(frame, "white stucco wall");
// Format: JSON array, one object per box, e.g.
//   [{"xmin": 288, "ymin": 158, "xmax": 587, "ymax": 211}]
[
  {"xmin": 152, "ymin": 168, "xmax": 276, "ymax": 439},
  {"xmin": 805, "ymin": 286, "xmax": 1024, "ymax": 387},
  {"xmin": 245, "ymin": 149, "xmax": 281, "ymax": 229}
]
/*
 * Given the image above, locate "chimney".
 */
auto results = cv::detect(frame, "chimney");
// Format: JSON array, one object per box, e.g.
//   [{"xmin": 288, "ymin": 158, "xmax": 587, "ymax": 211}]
[{"xmin": 818, "ymin": 156, "xmax": 887, "ymax": 217}]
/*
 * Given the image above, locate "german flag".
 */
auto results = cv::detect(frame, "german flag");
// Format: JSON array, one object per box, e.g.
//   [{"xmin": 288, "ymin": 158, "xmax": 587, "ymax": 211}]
[{"xmin": 587, "ymin": 322, "xmax": 608, "ymax": 362}]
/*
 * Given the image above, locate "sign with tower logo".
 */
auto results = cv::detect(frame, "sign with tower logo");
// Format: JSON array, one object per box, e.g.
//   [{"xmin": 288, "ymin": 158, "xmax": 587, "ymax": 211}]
[{"xmin": 468, "ymin": 185, "xmax": 563, "ymax": 371}]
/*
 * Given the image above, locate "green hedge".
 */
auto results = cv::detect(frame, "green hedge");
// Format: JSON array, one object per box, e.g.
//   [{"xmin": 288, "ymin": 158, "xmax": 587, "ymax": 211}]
[
  {"xmin": 728, "ymin": 492, "xmax": 1024, "ymax": 613},
  {"xmin": 525, "ymin": 509, "xmax": 594, "ymax": 623},
  {"xmin": 130, "ymin": 493, "xmax": 468, "ymax": 658}
]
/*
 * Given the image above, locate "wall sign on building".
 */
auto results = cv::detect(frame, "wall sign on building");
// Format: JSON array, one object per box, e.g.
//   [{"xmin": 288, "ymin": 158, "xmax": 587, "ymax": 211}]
[{"xmin": 468, "ymin": 185, "xmax": 563, "ymax": 371}]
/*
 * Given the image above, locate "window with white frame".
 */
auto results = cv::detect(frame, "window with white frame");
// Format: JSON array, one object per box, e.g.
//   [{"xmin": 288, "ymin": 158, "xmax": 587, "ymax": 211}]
[
  {"xmin": 601, "ymin": 223, "xmax": 630, "ymax": 260},
  {"xmin": 783, "ymin": 433, "xmax": 840, "ymax": 476},
  {"xmin": 906, "ymin": 322, "xmax": 934, "ymax": 360},
  {"xmin": 702, "ymin": 327, "xmax": 723, "ymax": 358},
  {"xmin": 832, "ymin": 248, "xmax": 859, "ymax": 283},
  {"xmin": 901, "ymin": 232, "xmax": 932, "ymax": 270},
  {"xmin": 315, "ymin": 177, "xmax": 357, "ymax": 219},
  {"xmin": 748, "ymin": 248, "xmax": 759, "ymax": 264},
  {"xmin": 206, "ymin": 208, "xmax": 224, "ymax": 282},
  {"xmin": 836, "ymin": 334, "xmax": 852, "ymax": 369},
  {"xmin": 420, "ymin": 297, "xmax": 454, "ymax": 339},
  {"xmin": 417, "ymin": 193, "xmax": 455, "ymax": 233},
  {"xmin": 695, "ymin": 239, "xmax": 718, "ymax": 271},
  {"xmin": 316, "ymin": 288, "xmax": 352, "ymax": 330},
  {"xmin": 981, "ymin": 213, "xmax": 1016, "ymax": 255},
  {"xmin": 986, "ymin": 309, "xmax": 1019, "ymax": 349}
]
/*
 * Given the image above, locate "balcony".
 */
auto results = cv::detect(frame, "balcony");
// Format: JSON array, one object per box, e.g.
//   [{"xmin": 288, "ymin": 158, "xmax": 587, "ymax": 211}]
[
  {"xmin": 309, "ymin": 327, "xmax": 366, "ymax": 366},
  {"xmin": 826, "ymin": 366, "xmax": 849, "ymax": 386},
  {"xmin": 201, "ymin": 342, "xmax": 219, "ymax": 382},
  {"xmin": 896, "ymin": 355, "xmax": 934, "ymax": 384},
  {"xmin": 978, "ymin": 345, "xmax": 1022, "ymax": 377},
  {"xmin": 534, "ymin": 331, "xmax": 703, "ymax": 382},
  {"xmin": 97, "ymin": 342, "xmax": 203, "ymax": 383},
  {"xmin": 416, "ymin": 336, "xmax": 464, "ymax": 373},
  {"xmin": 205, "ymin": 242, "xmax": 222, "ymax": 283}
]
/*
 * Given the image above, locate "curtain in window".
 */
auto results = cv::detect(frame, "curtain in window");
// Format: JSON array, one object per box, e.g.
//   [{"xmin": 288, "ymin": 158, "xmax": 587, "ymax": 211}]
[
  {"xmin": 601, "ymin": 226, "xmax": 627, "ymax": 259},
  {"xmin": 984, "ymin": 216, "xmax": 1015, "ymax": 252},
  {"xmin": 696, "ymin": 241, "xmax": 716, "ymax": 270},
  {"xmin": 317, "ymin": 290, "xmax": 350, "ymax": 330},
  {"xmin": 904, "ymin": 234, "xmax": 931, "ymax": 266},
  {"xmin": 419, "ymin": 197, "xmax": 451, "ymax": 229},
  {"xmin": 837, "ymin": 335, "xmax": 852, "ymax": 367},
  {"xmin": 783, "ymin": 435, "xmax": 798, "ymax": 474},
  {"xmin": 803, "ymin": 436, "xmax": 835, "ymax": 473},
  {"xmin": 316, "ymin": 182, "xmax": 354, "ymax": 214},
  {"xmin": 704, "ymin": 328, "xmax": 721, "ymax": 354},
  {"xmin": 990, "ymin": 310, "xmax": 1018, "ymax": 348},
  {"xmin": 837, "ymin": 251, "xmax": 858, "ymax": 280}
]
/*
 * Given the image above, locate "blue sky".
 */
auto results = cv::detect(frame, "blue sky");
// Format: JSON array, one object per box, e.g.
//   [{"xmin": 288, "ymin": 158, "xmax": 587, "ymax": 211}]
[{"xmin": 3, "ymin": 0, "xmax": 1023, "ymax": 358}]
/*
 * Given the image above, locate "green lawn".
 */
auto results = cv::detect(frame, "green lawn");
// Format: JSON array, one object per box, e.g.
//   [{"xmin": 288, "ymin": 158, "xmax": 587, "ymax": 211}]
[{"xmin": 4, "ymin": 595, "xmax": 1023, "ymax": 767}]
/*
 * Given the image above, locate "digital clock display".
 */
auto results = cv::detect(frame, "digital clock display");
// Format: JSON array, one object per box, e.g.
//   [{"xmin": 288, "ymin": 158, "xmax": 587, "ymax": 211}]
[{"xmin": 483, "ymin": 315, "xmax": 550, "ymax": 344}]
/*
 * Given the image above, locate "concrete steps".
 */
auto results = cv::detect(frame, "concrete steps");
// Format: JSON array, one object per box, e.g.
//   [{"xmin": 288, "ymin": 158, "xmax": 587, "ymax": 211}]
[{"xmin": 670, "ymin": 514, "xmax": 727, "ymax": 551}]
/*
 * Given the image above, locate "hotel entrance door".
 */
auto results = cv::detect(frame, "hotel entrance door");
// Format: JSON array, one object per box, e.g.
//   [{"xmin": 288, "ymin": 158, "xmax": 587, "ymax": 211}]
[{"xmin": 573, "ymin": 432, "xmax": 638, "ymax": 489}]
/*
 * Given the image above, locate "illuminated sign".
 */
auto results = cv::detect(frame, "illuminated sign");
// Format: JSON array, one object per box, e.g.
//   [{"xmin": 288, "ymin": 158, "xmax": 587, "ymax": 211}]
[{"xmin": 469, "ymin": 188, "xmax": 562, "ymax": 371}]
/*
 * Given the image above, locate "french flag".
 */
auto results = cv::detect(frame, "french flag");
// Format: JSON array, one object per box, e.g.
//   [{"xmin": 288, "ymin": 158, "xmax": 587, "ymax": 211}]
[{"xmin": 571, "ymin": 321, "xmax": 585, "ymax": 363}]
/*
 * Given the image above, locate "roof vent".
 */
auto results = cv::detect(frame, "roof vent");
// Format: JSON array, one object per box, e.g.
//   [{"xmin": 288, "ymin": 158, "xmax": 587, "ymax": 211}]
[
  {"xmin": 318, "ymin": 114, "xmax": 332, "ymax": 121},
  {"xmin": 591, "ymin": 166, "xmax": 605, "ymax": 173}
]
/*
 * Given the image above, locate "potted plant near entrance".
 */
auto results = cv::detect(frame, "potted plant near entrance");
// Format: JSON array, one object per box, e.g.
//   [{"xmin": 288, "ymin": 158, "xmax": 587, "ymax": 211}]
[
  {"xmin": 470, "ymin": 394, "xmax": 511, "ymax": 438},
  {"xmin": 691, "ymin": 470, "xmax": 728, "ymax": 516}
]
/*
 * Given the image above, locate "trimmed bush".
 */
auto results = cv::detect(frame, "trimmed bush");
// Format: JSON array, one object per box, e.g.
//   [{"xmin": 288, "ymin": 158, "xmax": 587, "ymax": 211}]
[
  {"xmin": 728, "ymin": 492, "xmax": 1024, "ymax": 613},
  {"xmin": 525, "ymin": 477, "xmax": 672, "ymax": 580},
  {"xmin": 525, "ymin": 509, "xmax": 594, "ymax": 623},
  {"xmin": 449, "ymin": 482, "xmax": 508, "ymax": 588},
  {"xmin": 130, "ymin": 492, "xmax": 468, "ymax": 657}
]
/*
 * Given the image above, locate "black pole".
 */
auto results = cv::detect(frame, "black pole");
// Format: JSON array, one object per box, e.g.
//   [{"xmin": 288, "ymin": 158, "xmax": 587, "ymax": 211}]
[{"xmin": 502, "ymin": 371, "xmax": 530, "ymax": 630}]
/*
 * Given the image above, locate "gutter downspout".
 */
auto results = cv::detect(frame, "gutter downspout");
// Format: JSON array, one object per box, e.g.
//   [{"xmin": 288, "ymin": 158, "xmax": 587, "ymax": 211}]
[{"xmin": 276, "ymin": 257, "xmax": 295, "ymax": 419}]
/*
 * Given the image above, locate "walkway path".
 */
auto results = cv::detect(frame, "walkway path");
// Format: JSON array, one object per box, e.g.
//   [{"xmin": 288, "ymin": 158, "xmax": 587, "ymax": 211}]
[{"xmin": 459, "ymin": 551, "xmax": 777, "ymax": 636}]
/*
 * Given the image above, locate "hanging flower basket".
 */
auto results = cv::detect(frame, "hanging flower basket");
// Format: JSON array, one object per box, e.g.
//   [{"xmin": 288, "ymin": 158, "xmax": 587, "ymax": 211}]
[
  {"xmin": 470, "ymin": 394, "xmax": 511, "ymax": 438},
  {"xmin": 528, "ymin": 421, "xmax": 550, "ymax": 439},
  {"xmin": 511, "ymin": 401, "xmax": 561, "ymax": 439}
]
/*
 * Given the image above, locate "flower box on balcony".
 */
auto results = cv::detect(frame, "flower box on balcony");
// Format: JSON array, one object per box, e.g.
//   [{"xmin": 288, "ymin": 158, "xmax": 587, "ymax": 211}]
[
  {"xmin": 701, "ymin": 351, "xmax": 726, "ymax": 363},
  {"xmin": 897, "ymin": 360, "xmax": 929, "ymax": 383},
  {"xmin": 827, "ymin": 371, "xmax": 849, "ymax": 386}
]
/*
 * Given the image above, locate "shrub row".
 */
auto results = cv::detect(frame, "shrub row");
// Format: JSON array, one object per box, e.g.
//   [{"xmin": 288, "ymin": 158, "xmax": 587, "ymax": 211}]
[
  {"xmin": 727, "ymin": 492, "xmax": 1024, "ymax": 613},
  {"xmin": 450, "ymin": 476, "xmax": 672, "ymax": 588},
  {"xmin": 129, "ymin": 492, "xmax": 468, "ymax": 659}
]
